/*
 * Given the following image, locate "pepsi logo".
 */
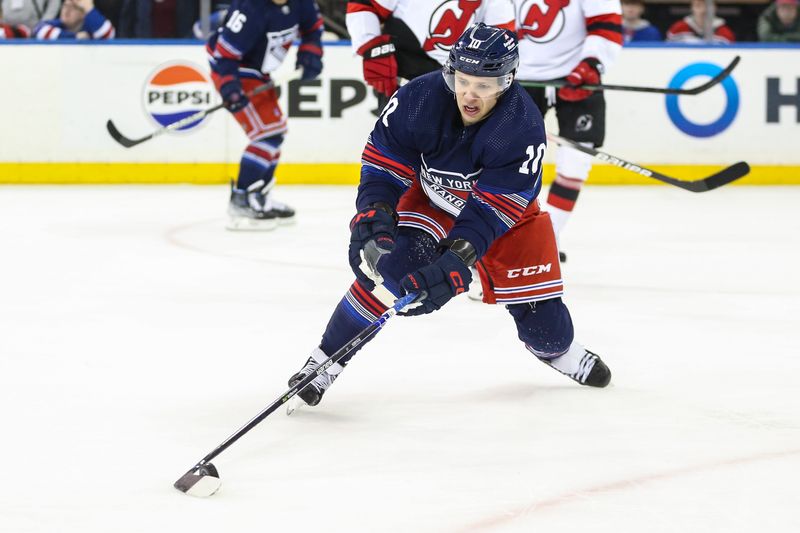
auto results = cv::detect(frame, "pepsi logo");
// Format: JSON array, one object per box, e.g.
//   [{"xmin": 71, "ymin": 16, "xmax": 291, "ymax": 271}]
[{"xmin": 142, "ymin": 62, "xmax": 215, "ymax": 131}]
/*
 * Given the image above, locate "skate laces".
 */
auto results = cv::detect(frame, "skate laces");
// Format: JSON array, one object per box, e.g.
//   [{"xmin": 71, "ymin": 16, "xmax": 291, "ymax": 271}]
[
  {"xmin": 526, "ymin": 344, "xmax": 597, "ymax": 383},
  {"xmin": 299, "ymin": 357, "xmax": 336, "ymax": 392}
]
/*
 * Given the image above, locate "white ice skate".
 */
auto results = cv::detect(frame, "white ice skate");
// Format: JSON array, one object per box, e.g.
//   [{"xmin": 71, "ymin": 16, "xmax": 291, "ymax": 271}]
[
  {"xmin": 226, "ymin": 180, "xmax": 295, "ymax": 231},
  {"xmin": 528, "ymin": 342, "xmax": 611, "ymax": 387},
  {"xmin": 286, "ymin": 348, "xmax": 340, "ymax": 415}
]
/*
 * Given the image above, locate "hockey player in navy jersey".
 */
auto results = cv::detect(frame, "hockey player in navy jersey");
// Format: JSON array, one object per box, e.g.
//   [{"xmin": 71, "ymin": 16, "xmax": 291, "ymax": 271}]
[
  {"xmin": 287, "ymin": 23, "xmax": 611, "ymax": 409},
  {"xmin": 206, "ymin": 0, "xmax": 324, "ymax": 230}
]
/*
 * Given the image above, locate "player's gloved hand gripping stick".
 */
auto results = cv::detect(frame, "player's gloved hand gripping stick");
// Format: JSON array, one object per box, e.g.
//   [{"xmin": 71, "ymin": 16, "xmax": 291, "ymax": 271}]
[
  {"xmin": 173, "ymin": 292, "xmax": 418, "ymax": 498},
  {"xmin": 106, "ymin": 82, "xmax": 274, "ymax": 148},
  {"xmin": 400, "ymin": 238, "xmax": 476, "ymax": 316},
  {"xmin": 348, "ymin": 203, "xmax": 398, "ymax": 290}
]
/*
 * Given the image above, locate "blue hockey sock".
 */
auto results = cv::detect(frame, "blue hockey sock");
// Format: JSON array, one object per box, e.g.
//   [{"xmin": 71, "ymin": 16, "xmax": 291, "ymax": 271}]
[
  {"xmin": 507, "ymin": 298, "xmax": 574, "ymax": 358},
  {"xmin": 319, "ymin": 281, "xmax": 389, "ymax": 367},
  {"xmin": 236, "ymin": 135, "xmax": 283, "ymax": 190}
]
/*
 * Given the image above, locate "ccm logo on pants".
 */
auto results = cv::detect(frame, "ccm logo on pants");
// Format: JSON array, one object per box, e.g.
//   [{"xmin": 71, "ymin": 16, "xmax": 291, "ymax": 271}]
[{"xmin": 507, "ymin": 264, "xmax": 552, "ymax": 278}]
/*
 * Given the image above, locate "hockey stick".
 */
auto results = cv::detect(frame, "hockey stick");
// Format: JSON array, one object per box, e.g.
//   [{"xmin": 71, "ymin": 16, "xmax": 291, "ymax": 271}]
[
  {"xmin": 520, "ymin": 56, "xmax": 739, "ymax": 96},
  {"xmin": 548, "ymin": 134, "xmax": 750, "ymax": 192},
  {"xmin": 106, "ymin": 82, "xmax": 275, "ymax": 148},
  {"xmin": 173, "ymin": 292, "xmax": 418, "ymax": 498}
]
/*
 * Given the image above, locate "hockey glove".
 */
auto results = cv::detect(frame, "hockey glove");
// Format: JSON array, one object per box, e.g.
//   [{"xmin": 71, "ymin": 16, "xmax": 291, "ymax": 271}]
[
  {"xmin": 357, "ymin": 34, "xmax": 398, "ymax": 98},
  {"xmin": 348, "ymin": 203, "xmax": 398, "ymax": 290},
  {"xmin": 296, "ymin": 45, "xmax": 323, "ymax": 80},
  {"xmin": 400, "ymin": 239, "xmax": 476, "ymax": 316},
  {"xmin": 558, "ymin": 58, "xmax": 602, "ymax": 102},
  {"xmin": 219, "ymin": 77, "xmax": 249, "ymax": 112}
]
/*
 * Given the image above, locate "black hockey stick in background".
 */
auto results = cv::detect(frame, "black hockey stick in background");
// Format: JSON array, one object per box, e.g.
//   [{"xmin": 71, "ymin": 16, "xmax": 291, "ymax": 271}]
[
  {"xmin": 548, "ymin": 134, "xmax": 750, "ymax": 193},
  {"xmin": 106, "ymin": 82, "xmax": 274, "ymax": 148},
  {"xmin": 521, "ymin": 56, "xmax": 740, "ymax": 96},
  {"xmin": 173, "ymin": 292, "xmax": 418, "ymax": 498}
]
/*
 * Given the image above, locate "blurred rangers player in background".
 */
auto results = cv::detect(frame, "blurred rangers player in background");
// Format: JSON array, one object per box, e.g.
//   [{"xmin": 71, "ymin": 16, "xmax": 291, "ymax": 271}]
[
  {"xmin": 345, "ymin": 0, "xmax": 515, "ymax": 101},
  {"xmin": 206, "ymin": 0, "xmax": 324, "ymax": 230},
  {"xmin": 513, "ymin": 0, "xmax": 623, "ymax": 260},
  {"xmin": 287, "ymin": 23, "xmax": 611, "ymax": 410}
]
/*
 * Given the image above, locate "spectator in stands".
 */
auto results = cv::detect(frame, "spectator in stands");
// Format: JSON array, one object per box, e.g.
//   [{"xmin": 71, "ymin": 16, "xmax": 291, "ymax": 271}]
[
  {"xmin": 118, "ymin": 0, "xmax": 198, "ymax": 38},
  {"xmin": 33, "ymin": 0, "xmax": 115, "ymax": 38},
  {"xmin": 667, "ymin": 0, "xmax": 735, "ymax": 43},
  {"xmin": 0, "ymin": 0, "xmax": 60, "ymax": 30},
  {"xmin": 758, "ymin": 0, "xmax": 800, "ymax": 42},
  {"xmin": 621, "ymin": 0, "xmax": 661, "ymax": 42},
  {"xmin": 1, "ymin": 5, "xmax": 31, "ymax": 37}
]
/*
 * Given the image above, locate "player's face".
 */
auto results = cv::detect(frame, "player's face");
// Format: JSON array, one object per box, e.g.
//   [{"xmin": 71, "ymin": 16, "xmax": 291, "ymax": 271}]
[
  {"xmin": 621, "ymin": 2, "xmax": 644, "ymax": 22},
  {"xmin": 453, "ymin": 71, "xmax": 501, "ymax": 126},
  {"xmin": 60, "ymin": 0, "xmax": 85, "ymax": 29},
  {"xmin": 777, "ymin": 4, "xmax": 797, "ymax": 25}
]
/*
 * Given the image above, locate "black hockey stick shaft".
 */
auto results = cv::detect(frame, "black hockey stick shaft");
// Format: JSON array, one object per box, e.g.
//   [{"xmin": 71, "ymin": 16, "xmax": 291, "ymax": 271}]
[
  {"xmin": 174, "ymin": 292, "xmax": 417, "ymax": 484},
  {"xmin": 548, "ymin": 134, "xmax": 750, "ymax": 192},
  {"xmin": 107, "ymin": 82, "xmax": 274, "ymax": 148},
  {"xmin": 521, "ymin": 56, "xmax": 739, "ymax": 96}
]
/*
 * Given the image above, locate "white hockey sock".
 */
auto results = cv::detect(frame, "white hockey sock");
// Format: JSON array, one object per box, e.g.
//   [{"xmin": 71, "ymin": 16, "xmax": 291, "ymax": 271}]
[
  {"xmin": 528, "ymin": 341, "xmax": 586, "ymax": 375},
  {"xmin": 544, "ymin": 203, "xmax": 571, "ymax": 239},
  {"xmin": 310, "ymin": 346, "xmax": 343, "ymax": 376}
]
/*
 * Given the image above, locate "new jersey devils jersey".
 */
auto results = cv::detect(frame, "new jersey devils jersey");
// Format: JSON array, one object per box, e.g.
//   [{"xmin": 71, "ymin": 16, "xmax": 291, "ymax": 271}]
[
  {"xmin": 347, "ymin": 0, "xmax": 515, "ymax": 67},
  {"xmin": 357, "ymin": 72, "xmax": 546, "ymax": 258},
  {"xmin": 512, "ymin": 0, "xmax": 622, "ymax": 80}
]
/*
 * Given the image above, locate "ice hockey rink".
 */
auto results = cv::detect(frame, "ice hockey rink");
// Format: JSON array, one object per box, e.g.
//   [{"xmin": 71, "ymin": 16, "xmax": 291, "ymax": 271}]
[{"xmin": 1, "ymin": 184, "xmax": 798, "ymax": 533}]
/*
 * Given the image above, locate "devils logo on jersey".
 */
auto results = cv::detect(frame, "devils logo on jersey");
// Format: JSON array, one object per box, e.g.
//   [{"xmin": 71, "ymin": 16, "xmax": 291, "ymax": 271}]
[
  {"xmin": 422, "ymin": 0, "xmax": 482, "ymax": 52},
  {"xmin": 517, "ymin": 0, "xmax": 571, "ymax": 44}
]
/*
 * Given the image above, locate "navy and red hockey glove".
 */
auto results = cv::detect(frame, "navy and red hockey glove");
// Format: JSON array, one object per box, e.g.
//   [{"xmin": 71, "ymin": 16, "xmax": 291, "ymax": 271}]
[
  {"xmin": 348, "ymin": 203, "xmax": 398, "ymax": 290},
  {"xmin": 400, "ymin": 239, "xmax": 476, "ymax": 316},
  {"xmin": 357, "ymin": 35, "xmax": 398, "ymax": 98},
  {"xmin": 296, "ymin": 44, "xmax": 323, "ymax": 80},
  {"xmin": 219, "ymin": 77, "xmax": 249, "ymax": 112},
  {"xmin": 558, "ymin": 58, "xmax": 602, "ymax": 102}
]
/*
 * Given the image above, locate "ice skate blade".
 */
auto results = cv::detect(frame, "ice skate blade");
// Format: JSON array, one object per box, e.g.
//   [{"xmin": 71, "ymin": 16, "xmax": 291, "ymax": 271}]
[
  {"xmin": 226, "ymin": 217, "xmax": 278, "ymax": 231},
  {"xmin": 277, "ymin": 215, "xmax": 296, "ymax": 226},
  {"xmin": 286, "ymin": 395, "xmax": 306, "ymax": 416}
]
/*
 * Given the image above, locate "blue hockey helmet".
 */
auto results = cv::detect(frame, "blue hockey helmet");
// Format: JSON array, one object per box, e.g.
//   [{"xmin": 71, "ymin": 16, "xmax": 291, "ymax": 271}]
[{"xmin": 443, "ymin": 23, "xmax": 519, "ymax": 96}]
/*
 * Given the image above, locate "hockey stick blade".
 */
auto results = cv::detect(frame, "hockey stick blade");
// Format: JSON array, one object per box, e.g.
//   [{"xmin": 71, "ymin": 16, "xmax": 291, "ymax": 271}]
[
  {"xmin": 106, "ymin": 119, "xmax": 152, "ymax": 148},
  {"xmin": 174, "ymin": 463, "xmax": 221, "ymax": 498},
  {"xmin": 521, "ymin": 56, "xmax": 740, "ymax": 96},
  {"xmin": 548, "ymin": 134, "xmax": 750, "ymax": 192}
]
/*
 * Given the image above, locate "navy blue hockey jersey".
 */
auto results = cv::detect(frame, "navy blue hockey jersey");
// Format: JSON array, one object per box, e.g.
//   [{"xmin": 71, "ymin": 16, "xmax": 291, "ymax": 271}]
[
  {"xmin": 358, "ymin": 71, "xmax": 547, "ymax": 260},
  {"xmin": 206, "ymin": 0, "xmax": 323, "ymax": 79}
]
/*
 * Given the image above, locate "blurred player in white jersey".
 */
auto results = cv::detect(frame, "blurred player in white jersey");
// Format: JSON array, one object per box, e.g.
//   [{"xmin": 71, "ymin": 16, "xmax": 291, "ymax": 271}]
[
  {"xmin": 513, "ymin": 0, "xmax": 623, "ymax": 259},
  {"xmin": 345, "ymin": 0, "xmax": 515, "ymax": 100}
]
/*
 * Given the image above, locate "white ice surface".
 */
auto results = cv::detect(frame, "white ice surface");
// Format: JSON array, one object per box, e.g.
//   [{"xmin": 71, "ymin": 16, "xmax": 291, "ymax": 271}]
[{"xmin": 0, "ymin": 185, "xmax": 798, "ymax": 533}]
